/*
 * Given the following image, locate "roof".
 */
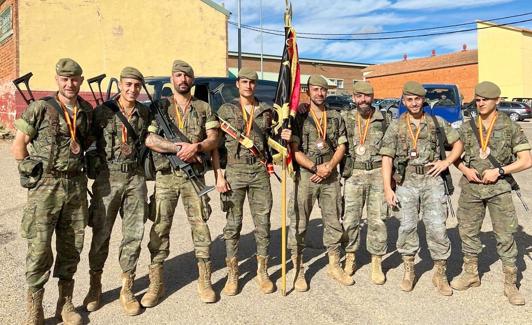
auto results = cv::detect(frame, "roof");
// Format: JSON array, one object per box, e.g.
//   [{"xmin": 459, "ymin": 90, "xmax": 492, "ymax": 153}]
[
  {"xmin": 228, "ymin": 51, "xmax": 371, "ymax": 68},
  {"xmin": 362, "ymin": 49, "xmax": 478, "ymax": 78},
  {"xmin": 200, "ymin": 0, "xmax": 230, "ymax": 17},
  {"xmin": 227, "ymin": 67, "xmax": 337, "ymax": 87}
]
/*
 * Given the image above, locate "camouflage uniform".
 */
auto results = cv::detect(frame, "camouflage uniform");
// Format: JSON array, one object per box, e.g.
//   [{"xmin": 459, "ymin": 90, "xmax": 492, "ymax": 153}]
[
  {"xmin": 14, "ymin": 96, "xmax": 93, "ymax": 290},
  {"xmin": 288, "ymin": 107, "xmax": 347, "ymax": 255},
  {"xmin": 147, "ymin": 97, "xmax": 218, "ymax": 262},
  {"xmin": 87, "ymin": 100, "xmax": 151, "ymax": 273},
  {"xmin": 217, "ymin": 99, "xmax": 273, "ymax": 258},
  {"xmin": 456, "ymin": 112, "xmax": 531, "ymax": 266},
  {"xmin": 380, "ymin": 113, "xmax": 459, "ymax": 260},
  {"xmin": 343, "ymin": 109, "xmax": 388, "ymax": 256}
]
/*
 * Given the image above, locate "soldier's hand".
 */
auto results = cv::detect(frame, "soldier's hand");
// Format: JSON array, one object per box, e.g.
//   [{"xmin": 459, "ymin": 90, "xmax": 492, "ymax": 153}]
[
  {"xmin": 216, "ymin": 175, "xmax": 231, "ymax": 193},
  {"xmin": 463, "ymin": 167, "xmax": 482, "ymax": 183},
  {"xmin": 426, "ymin": 160, "xmax": 450, "ymax": 177},
  {"xmin": 384, "ymin": 188, "xmax": 399, "ymax": 208},
  {"xmin": 281, "ymin": 129, "xmax": 292, "ymax": 141},
  {"xmin": 175, "ymin": 142, "xmax": 200, "ymax": 162},
  {"xmin": 310, "ymin": 173, "xmax": 324, "ymax": 183},
  {"xmin": 481, "ymin": 168, "xmax": 499, "ymax": 184},
  {"xmin": 316, "ymin": 163, "xmax": 332, "ymax": 178}
]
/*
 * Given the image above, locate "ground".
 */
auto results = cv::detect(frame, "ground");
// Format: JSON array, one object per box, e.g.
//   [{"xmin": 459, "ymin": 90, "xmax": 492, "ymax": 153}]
[{"xmin": 1, "ymin": 122, "xmax": 531, "ymax": 324}]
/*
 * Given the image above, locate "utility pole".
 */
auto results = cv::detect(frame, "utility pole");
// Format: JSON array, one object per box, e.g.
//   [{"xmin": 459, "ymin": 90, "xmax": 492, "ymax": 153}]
[{"xmin": 237, "ymin": 0, "xmax": 242, "ymax": 70}]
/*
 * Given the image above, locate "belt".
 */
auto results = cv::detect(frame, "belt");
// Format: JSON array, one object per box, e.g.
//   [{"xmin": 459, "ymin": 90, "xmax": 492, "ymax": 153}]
[
  {"xmin": 406, "ymin": 164, "xmax": 432, "ymax": 175},
  {"xmin": 44, "ymin": 170, "xmax": 82, "ymax": 179},
  {"xmin": 228, "ymin": 156, "xmax": 260, "ymax": 165},
  {"xmin": 107, "ymin": 161, "xmax": 138, "ymax": 173},
  {"xmin": 353, "ymin": 161, "xmax": 382, "ymax": 170}
]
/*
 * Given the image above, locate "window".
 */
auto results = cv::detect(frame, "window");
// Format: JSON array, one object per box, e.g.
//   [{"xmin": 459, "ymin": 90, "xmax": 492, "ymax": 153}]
[
  {"xmin": 329, "ymin": 78, "xmax": 344, "ymax": 89},
  {"xmin": 0, "ymin": 5, "xmax": 13, "ymax": 43}
]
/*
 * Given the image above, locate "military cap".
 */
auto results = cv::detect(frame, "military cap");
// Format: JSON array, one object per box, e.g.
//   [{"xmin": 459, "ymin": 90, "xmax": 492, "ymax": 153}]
[
  {"xmin": 172, "ymin": 60, "xmax": 194, "ymax": 77},
  {"xmin": 353, "ymin": 81, "xmax": 374, "ymax": 95},
  {"xmin": 238, "ymin": 67, "xmax": 258, "ymax": 81},
  {"xmin": 475, "ymin": 81, "xmax": 501, "ymax": 99},
  {"xmin": 307, "ymin": 74, "xmax": 329, "ymax": 88},
  {"xmin": 55, "ymin": 58, "xmax": 83, "ymax": 77},
  {"xmin": 402, "ymin": 81, "xmax": 426, "ymax": 97},
  {"xmin": 120, "ymin": 66, "xmax": 144, "ymax": 81}
]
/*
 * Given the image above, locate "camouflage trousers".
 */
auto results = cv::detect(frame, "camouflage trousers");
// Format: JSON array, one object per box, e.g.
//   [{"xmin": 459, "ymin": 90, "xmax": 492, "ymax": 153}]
[
  {"xmin": 148, "ymin": 171, "xmax": 212, "ymax": 262},
  {"xmin": 87, "ymin": 168, "xmax": 147, "ymax": 273},
  {"xmin": 21, "ymin": 175, "xmax": 88, "ymax": 290},
  {"xmin": 395, "ymin": 174, "xmax": 451, "ymax": 260},
  {"xmin": 222, "ymin": 165, "xmax": 272, "ymax": 258},
  {"xmin": 457, "ymin": 186, "xmax": 518, "ymax": 267},
  {"xmin": 343, "ymin": 167, "xmax": 387, "ymax": 255},
  {"xmin": 288, "ymin": 170, "xmax": 344, "ymax": 255}
]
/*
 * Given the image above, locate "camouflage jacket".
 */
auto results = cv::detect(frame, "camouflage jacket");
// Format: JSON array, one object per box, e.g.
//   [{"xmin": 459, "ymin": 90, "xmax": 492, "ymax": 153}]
[
  {"xmin": 14, "ymin": 95, "xmax": 93, "ymax": 173},
  {"xmin": 344, "ymin": 108, "xmax": 388, "ymax": 163},
  {"xmin": 458, "ymin": 112, "xmax": 531, "ymax": 197}
]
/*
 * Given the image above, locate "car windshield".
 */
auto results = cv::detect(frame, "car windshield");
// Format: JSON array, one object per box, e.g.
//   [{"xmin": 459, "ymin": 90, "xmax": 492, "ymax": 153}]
[{"xmin": 425, "ymin": 87, "xmax": 459, "ymax": 107}]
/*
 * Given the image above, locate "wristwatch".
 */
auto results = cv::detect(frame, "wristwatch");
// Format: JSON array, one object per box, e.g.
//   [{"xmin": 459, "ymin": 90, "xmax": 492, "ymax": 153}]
[
  {"xmin": 310, "ymin": 164, "xmax": 318, "ymax": 174},
  {"xmin": 498, "ymin": 167, "xmax": 505, "ymax": 178}
]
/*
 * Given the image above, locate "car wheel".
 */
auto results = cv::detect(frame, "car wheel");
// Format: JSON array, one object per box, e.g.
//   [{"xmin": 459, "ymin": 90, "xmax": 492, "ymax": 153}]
[{"xmin": 509, "ymin": 113, "xmax": 519, "ymax": 122}]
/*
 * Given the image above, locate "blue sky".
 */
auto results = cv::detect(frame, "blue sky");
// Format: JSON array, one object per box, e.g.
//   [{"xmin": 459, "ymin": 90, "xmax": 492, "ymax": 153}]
[{"xmin": 217, "ymin": 0, "xmax": 532, "ymax": 64}]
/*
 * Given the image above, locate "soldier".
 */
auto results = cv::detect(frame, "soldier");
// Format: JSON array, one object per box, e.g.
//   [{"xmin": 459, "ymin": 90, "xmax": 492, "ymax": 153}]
[
  {"xmin": 11, "ymin": 58, "xmax": 92, "ymax": 325},
  {"xmin": 287, "ymin": 74, "xmax": 354, "ymax": 292},
  {"xmin": 342, "ymin": 81, "xmax": 388, "ymax": 284},
  {"xmin": 142, "ymin": 60, "xmax": 219, "ymax": 305},
  {"xmin": 451, "ymin": 81, "xmax": 532, "ymax": 305},
  {"xmin": 82, "ymin": 67, "xmax": 151, "ymax": 315},
  {"xmin": 215, "ymin": 67, "xmax": 281, "ymax": 295},
  {"xmin": 380, "ymin": 81, "xmax": 463, "ymax": 295}
]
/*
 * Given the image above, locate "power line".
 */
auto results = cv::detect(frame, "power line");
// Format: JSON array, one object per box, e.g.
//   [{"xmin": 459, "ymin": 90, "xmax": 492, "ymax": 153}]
[{"xmin": 229, "ymin": 18, "xmax": 532, "ymax": 41}]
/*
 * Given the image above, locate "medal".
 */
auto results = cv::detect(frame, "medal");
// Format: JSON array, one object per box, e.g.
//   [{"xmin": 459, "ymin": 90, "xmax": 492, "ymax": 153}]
[
  {"xmin": 409, "ymin": 148, "xmax": 418, "ymax": 159},
  {"xmin": 316, "ymin": 138, "xmax": 325, "ymax": 150},
  {"xmin": 117, "ymin": 99, "xmax": 136, "ymax": 157},
  {"xmin": 356, "ymin": 145, "xmax": 366, "ymax": 156},
  {"xmin": 310, "ymin": 108, "xmax": 327, "ymax": 151},
  {"xmin": 406, "ymin": 114, "xmax": 423, "ymax": 160},
  {"xmin": 356, "ymin": 111, "xmax": 372, "ymax": 156},
  {"xmin": 478, "ymin": 114, "xmax": 497, "ymax": 160},
  {"xmin": 479, "ymin": 147, "xmax": 490, "ymax": 160},
  {"xmin": 121, "ymin": 143, "xmax": 132, "ymax": 156},
  {"xmin": 70, "ymin": 140, "xmax": 81, "ymax": 155}
]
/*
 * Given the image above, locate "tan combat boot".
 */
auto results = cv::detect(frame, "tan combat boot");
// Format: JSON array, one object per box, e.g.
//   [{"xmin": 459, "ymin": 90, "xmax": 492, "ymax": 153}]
[
  {"xmin": 400, "ymin": 256, "xmax": 415, "ymax": 292},
  {"xmin": 140, "ymin": 264, "xmax": 165, "ymax": 308},
  {"xmin": 256, "ymin": 255, "xmax": 275, "ymax": 294},
  {"xmin": 223, "ymin": 257, "xmax": 239, "ymax": 296},
  {"xmin": 450, "ymin": 255, "xmax": 480, "ymax": 291},
  {"xmin": 503, "ymin": 265, "xmax": 525, "ymax": 306},
  {"xmin": 55, "ymin": 279, "xmax": 82, "ymax": 325},
  {"xmin": 344, "ymin": 252, "xmax": 356, "ymax": 276},
  {"xmin": 83, "ymin": 270, "xmax": 102, "ymax": 312},
  {"xmin": 25, "ymin": 287, "xmax": 44, "ymax": 325},
  {"xmin": 120, "ymin": 272, "xmax": 142, "ymax": 316},
  {"xmin": 371, "ymin": 255, "xmax": 386, "ymax": 285},
  {"xmin": 327, "ymin": 251, "xmax": 355, "ymax": 286},
  {"xmin": 291, "ymin": 254, "xmax": 309, "ymax": 292},
  {"xmin": 432, "ymin": 260, "xmax": 453, "ymax": 296},
  {"xmin": 197, "ymin": 259, "xmax": 216, "ymax": 303}
]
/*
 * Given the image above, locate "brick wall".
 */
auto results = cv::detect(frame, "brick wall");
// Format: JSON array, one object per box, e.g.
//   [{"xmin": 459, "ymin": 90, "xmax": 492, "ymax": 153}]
[{"xmin": 0, "ymin": 0, "xmax": 18, "ymax": 128}]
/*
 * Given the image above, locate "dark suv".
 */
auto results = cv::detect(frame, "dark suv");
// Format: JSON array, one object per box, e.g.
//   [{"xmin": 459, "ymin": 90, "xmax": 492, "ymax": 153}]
[
  {"xmin": 325, "ymin": 95, "xmax": 353, "ymax": 111},
  {"xmin": 497, "ymin": 101, "xmax": 532, "ymax": 121}
]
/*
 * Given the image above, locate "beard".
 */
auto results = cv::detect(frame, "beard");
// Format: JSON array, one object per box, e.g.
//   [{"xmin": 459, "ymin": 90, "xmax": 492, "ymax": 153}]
[{"xmin": 174, "ymin": 83, "xmax": 191, "ymax": 95}]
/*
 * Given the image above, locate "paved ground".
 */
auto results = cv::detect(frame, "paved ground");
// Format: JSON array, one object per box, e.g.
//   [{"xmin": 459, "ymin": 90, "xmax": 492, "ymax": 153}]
[{"xmin": 1, "ymin": 122, "xmax": 532, "ymax": 324}]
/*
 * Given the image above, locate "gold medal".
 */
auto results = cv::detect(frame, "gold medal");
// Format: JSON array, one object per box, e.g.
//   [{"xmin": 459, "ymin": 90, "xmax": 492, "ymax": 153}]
[
  {"xmin": 356, "ymin": 145, "xmax": 366, "ymax": 156},
  {"xmin": 406, "ymin": 114, "xmax": 423, "ymax": 160},
  {"xmin": 356, "ymin": 112, "xmax": 372, "ymax": 156},
  {"xmin": 70, "ymin": 140, "xmax": 81, "ymax": 155},
  {"xmin": 316, "ymin": 138, "xmax": 325, "ymax": 150},
  {"xmin": 479, "ymin": 147, "xmax": 490, "ymax": 160},
  {"xmin": 121, "ymin": 143, "xmax": 132, "ymax": 156},
  {"xmin": 478, "ymin": 114, "xmax": 497, "ymax": 161},
  {"xmin": 409, "ymin": 148, "xmax": 418, "ymax": 159}
]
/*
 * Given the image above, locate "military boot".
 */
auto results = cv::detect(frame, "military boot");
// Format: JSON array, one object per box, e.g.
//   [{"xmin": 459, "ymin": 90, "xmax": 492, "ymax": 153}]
[
  {"xmin": 344, "ymin": 252, "xmax": 356, "ymax": 276},
  {"xmin": 140, "ymin": 264, "xmax": 165, "ymax": 308},
  {"xmin": 291, "ymin": 254, "xmax": 309, "ymax": 292},
  {"xmin": 223, "ymin": 257, "xmax": 239, "ymax": 296},
  {"xmin": 83, "ymin": 270, "xmax": 102, "ymax": 312},
  {"xmin": 120, "ymin": 272, "xmax": 142, "ymax": 316},
  {"xmin": 371, "ymin": 255, "xmax": 386, "ymax": 285},
  {"xmin": 25, "ymin": 287, "xmax": 44, "ymax": 325},
  {"xmin": 55, "ymin": 279, "xmax": 82, "ymax": 325},
  {"xmin": 432, "ymin": 260, "xmax": 453, "ymax": 296},
  {"xmin": 503, "ymin": 265, "xmax": 525, "ymax": 306},
  {"xmin": 197, "ymin": 259, "xmax": 216, "ymax": 303},
  {"xmin": 400, "ymin": 256, "xmax": 415, "ymax": 292},
  {"xmin": 327, "ymin": 251, "xmax": 355, "ymax": 286},
  {"xmin": 450, "ymin": 255, "xmax": 480, "ymax": 291},
  {"xmin": 256, "ymin": 255, "xmax": 275, "ymax": 294}
]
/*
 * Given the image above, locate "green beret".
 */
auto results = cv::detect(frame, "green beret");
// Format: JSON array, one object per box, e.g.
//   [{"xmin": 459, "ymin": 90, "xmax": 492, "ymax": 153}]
[
  {"xmin": 353, "ymin": 81, "xmax": 374, "ymax": 95},
  {"xmin": 475, "ymin": 81, "xmax": 501, "ymax": 99},
  {"xmin": 307, "ymin": 74, "xmax": 329, "ymax": 88},
  {"xmin": 402, "ymin": 81, "xmax": 426, "ymax": 97},
  {"xmin": 238, "ymin": 67, "xmax": 258, "ymax": 81},
  {"xmin": 172, "ymin": 60, "xmax": 194, "ymax": 77},
  {"xmin": 120, "ymin": 66, "xmax": 144, "ymax": 81},
  {"xmin": 55, "ymin": 58, "xmax": 83, "ymax": 77}
]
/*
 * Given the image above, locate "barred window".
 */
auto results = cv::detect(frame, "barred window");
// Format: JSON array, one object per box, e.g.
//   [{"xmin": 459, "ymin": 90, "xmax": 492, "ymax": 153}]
[{"xmin": 0, "ymin": 5, "xmax": 13, "ymax": 43}]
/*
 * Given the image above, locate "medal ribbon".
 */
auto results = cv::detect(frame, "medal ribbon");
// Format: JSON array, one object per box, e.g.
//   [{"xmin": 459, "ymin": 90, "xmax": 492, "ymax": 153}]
[
  {"xmin": 309, "ymin": 108, "xmax": 327, "ymax": 140},
  {"xmin": 58, "ymin": 97, "xmax": 78, "ymax": 141},
  {"xmin": 478, "ymin": 113, "xmax": 497, "ymax": 153},
  {"xmin": 356, "ymin": 112, "xmax": 371, "ymax": 145},
  {"xmin": 406, "ymin": 113, "xmax": 424, "ymax": 150},
  {"xmin": 240, "ymin": 99, "xmax": 255, "ymax": 136},
  {"xmin": 174, "ymin": 96, "xmax": 191, "ymax": 129},
  {"xmin": 118, "ymin": 100, "xmax": 135, "ymax": 144}
]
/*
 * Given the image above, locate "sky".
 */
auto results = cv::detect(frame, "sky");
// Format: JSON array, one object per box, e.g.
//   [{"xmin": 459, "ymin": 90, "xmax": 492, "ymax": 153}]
[{"xmin": 217, "ymin": 0, "xmax": 532, "ymax": 64}]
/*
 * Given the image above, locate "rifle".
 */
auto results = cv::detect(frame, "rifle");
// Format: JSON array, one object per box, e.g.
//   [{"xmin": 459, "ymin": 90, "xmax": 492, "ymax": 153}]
[
  {"xmin": 431, "ymin": 115, "xmax": 456, "ymax": 218},
  {"xmin": 141, "ymin": 82, "xmax": 214, "ymax": 198}
]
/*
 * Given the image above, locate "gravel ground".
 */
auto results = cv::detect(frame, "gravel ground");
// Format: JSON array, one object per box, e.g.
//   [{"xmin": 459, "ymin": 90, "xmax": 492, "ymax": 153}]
[{"xmin": 1, "ymin": 122, "xmax": 532, "ymax": 324}]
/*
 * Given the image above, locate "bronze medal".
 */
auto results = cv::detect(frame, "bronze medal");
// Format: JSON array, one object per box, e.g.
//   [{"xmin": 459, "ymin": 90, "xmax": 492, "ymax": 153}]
[
  {"xmin": 356, "ymin": 145, "xmax": 366, "ymax": 156},
  {"xmin": 316, "ymin": 138, "xmax": 325, "ymax": 150},
  {"xmin": 70, "ymin": 140, "xmax": 81, "ymax": 155},
  {"xmin": 409, "ymin": 148, "xmax": 418, "ymax": 159},
  {"xmin": 121, "ymin": 143, "xmax": 132, "ymax": 156},
  {"xmin": 479, "ymin": 147, "xmax": 490, "ymax": 160}
]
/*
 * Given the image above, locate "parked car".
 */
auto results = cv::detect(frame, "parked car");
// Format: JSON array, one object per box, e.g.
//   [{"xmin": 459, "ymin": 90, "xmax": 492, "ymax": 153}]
[
  {"xmin": 497, "ymin": 101, "xmax": 532, "ymax": 121},
  {"xmin": 374, "ymin": 98, "xmax": 400, "ymax": 119},
  {"xmin": 512, "ymin": 97, "xmax": 532, "ymax": 107},
  {"xmin": 325, "ymin": 95, "xmax": 353, "ymax": 111}
]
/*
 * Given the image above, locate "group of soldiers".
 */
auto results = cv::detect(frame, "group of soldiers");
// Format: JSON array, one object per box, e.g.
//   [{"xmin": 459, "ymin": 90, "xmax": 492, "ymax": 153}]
[{"xmin": 11, "ymin": 57, "xmax": 532, "ymax": 325}]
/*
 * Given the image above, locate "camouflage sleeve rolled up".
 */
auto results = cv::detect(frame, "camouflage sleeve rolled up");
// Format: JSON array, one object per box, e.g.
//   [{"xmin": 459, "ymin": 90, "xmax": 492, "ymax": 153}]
[
  {"xmin": 510, "ymin": 122, "xmax": 531, "ymax": 153},
  {"xmin": 438, "ymin": 116, "xmax": 460, "ymax": 144},
  {"xmin": 379, "ymin": 119, "xmax": 399, "ymax": 158},
  {"xmin": 13, "ymin": 100, "xmax": 47, "ymax": 139},
  {"xmin": 203, "ymin": 102, "xmax": 220, "ymax": 130}
]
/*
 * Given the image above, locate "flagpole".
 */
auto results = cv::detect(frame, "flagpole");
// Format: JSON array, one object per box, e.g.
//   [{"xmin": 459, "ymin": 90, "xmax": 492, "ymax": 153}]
[{"xmin": 281, "ymin": 151, "xmax": 287, "ymax": 296}]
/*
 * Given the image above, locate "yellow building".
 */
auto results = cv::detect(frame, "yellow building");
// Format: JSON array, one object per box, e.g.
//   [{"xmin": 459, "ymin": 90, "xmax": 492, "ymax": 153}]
[{"xmin": 477, "ymin": 21, "xmax": 532, "ymax": 99}]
